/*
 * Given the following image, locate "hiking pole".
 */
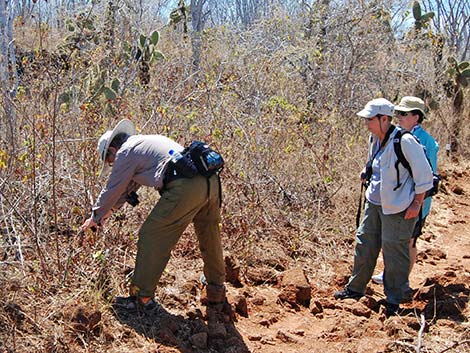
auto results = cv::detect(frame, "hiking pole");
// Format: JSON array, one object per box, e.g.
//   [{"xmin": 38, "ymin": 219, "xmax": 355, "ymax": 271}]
[
  {"xmin": 356, "ymin": 182, "xmax": 364, "ymax": 229},
  {"xmin": 356, "ymin": 170, "xmax": 370, "ymax": 228}
]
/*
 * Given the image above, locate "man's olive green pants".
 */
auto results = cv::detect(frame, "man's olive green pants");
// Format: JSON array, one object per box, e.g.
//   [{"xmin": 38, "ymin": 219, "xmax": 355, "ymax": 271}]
[{"xmin": 131, "ymin": 174, "xmax": 225, "ymax": 297}]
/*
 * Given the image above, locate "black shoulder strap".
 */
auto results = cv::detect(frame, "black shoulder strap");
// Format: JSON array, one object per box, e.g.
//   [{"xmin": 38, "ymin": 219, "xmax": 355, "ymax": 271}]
[{"xmin": 393, "ymin": 130, "xmax": 413, "ymax": 175}]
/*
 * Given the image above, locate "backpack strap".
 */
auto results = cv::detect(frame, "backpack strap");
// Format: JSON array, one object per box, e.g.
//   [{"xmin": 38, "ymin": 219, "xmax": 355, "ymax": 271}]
[{"xmin": 393, "ymin": 130, "xmax": 413, "ymax": 191}]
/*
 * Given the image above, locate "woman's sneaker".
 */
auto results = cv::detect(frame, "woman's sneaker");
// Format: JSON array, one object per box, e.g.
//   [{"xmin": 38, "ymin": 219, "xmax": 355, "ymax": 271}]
[
  {"xmin": 384, "ymin": 302, "xmax": 399, "ymax": 317},
  {"xmin": 371, "ymin": 272, "xmax": 384, "ymax": 285}
]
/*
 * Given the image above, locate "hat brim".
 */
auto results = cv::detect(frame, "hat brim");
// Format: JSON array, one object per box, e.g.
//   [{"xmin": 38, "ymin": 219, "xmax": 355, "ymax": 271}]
[
  {"xmin": 357, "ymin": 109, "xmax": 376, "ymax": 118},
  {"xmin": 99, "ymin": 119, "xmax": 136, "ymax": 176},
  {"xmin": 395, "ymin": 106, "xmax": 426, "ymax": 119}
]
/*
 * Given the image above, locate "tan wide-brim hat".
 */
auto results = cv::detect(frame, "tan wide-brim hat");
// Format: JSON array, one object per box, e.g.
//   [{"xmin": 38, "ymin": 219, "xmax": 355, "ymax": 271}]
[
  {"xmin": 97, "ymin": 119, "xmax": 135, "ymax": 176},
  {"xmin": 394, "ymin": 96, "xmax": 427, "ymax": 119}
]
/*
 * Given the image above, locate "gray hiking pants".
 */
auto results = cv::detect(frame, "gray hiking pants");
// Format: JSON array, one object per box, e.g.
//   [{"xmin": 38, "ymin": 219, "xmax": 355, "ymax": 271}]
[{"xmin": 347, "ymin": 201, "xmax": 417, "ymax": 305}]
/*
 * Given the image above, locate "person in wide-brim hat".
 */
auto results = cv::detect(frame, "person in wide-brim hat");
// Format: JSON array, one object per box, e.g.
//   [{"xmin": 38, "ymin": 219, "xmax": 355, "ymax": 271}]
[
  {"xmin": 97, "ymin": 119, "xmax": 136, "ymax": 176},
  {"xmin": 80, "ymin": 119, "xmax": 227, "ymax": 313},
  {"xmin": 394, "ymin": 96, "xmax": 427, "ymax": 120}
]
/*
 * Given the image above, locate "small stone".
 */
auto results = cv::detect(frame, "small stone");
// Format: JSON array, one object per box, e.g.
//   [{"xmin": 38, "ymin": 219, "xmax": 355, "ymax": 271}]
[
  {"xmin": 248, "ymin": 334, "xmax": 262, "ymax": 341},
  {"xmin": 234, "ymin": 295, "xmax": 249, "ymax": 317},
  {"xmin": 351, "ymin": 302, "xmax": 372, "ymax": 318},
  {"xmin": 187, "ymin": 306, "xmax": 203, "ymax": 320},
  {"xmin": 290, "ymin": 329, "xmax": 305, "ymax": 336},
  {"xmin": 251, "ymin": 295, "xmax": 266, "ymax": 305},
  {"xmin": 310, "ymin": 300, "xmax": 323, "ymax": 315},
  {"xmin": 318, "ymin": 298, "xmax": 336, "ymax": 309},
  {"xmin": 208, "ymin": 322, "xmax": 227, "ymax": 339},
  {"xmin": 225, "ymin": 254, "xmax": 242, "ymax": 287},
  {"xmin": 190, "ymin": 332, "xmax": 208, "ymax": 349},
  {"xmin": 359, "ymin": 296, "xmax": 378, "ymax": 311},
  {"xmin": 276, "ymin": 330, "xmax": 298, "ymax": 343},
  {"xmin": 245, "ymin": 267, "xmax": 279, "ymax": 285},
  {"xmin": 156, "ymin": 327, "xmax": 179, "ymax": 346},
  {"xmin": 278, "ymin": 268, "xmax": 311, "ymax": 308},
  {"xmin": 452, "ymin": 185, "xmax": 464, "ymax": 195}
]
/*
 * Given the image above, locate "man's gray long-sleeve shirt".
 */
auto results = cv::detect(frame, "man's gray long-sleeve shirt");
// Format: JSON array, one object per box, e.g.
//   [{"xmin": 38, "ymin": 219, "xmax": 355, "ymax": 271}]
[{"xmin": 91, "ymin": 134, "xmax": 184, "ymax": 224}]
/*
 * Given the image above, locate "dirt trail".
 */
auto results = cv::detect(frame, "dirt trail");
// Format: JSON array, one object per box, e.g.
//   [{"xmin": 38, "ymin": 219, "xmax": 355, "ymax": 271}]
[
  {"xmin": 17, "ymin": 164, "xmax": 467, "ymax": 353},
  {"xmin": 227, "ymin": 163, "xmax": 470, "ymax": 353}
]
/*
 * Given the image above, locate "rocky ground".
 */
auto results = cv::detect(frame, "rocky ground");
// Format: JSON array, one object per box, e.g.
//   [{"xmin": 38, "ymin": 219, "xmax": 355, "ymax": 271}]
[
  {"xmin": 107, "ymin": 164, "xmax": 469, "ymax": 353},
  {"xmin": 2, "ymin": 164, "xmax": 469, "ymax": 353}
]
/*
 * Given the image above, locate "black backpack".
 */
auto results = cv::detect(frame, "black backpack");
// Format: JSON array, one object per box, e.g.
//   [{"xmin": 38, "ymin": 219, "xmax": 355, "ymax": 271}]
[
  {"xmin": 184, "ymin": 141, "xmax": 224, "ymax": 177},
  {"xmin": 393, "ymin": 130, "xmax": 440, "ymax": 199}
]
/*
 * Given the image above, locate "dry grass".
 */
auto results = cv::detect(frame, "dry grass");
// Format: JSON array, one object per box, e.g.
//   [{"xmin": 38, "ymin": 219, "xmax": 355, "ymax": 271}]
[{"xmin": 1, "ymin": 2, "xmax": 469, "ymax": 352}]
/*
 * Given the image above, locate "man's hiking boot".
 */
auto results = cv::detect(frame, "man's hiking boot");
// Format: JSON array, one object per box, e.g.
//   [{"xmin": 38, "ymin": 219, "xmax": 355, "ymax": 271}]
[
  {"xmin": 334, "ymin": 287, "xmax": 363, "ymax": 300},
  {"xmin": 199, "ymin": 274, "xmax": 227, "ymax": 305},
  {"xmin": 114, "ymin": 295, "xmax": 157, "ymax": 312}
]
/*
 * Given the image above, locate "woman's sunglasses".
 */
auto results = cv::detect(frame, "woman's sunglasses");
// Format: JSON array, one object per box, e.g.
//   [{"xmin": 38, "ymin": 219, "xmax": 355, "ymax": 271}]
[{"xmin": 397, "ymin": 111, "xmax": 410, "ymax": 116}]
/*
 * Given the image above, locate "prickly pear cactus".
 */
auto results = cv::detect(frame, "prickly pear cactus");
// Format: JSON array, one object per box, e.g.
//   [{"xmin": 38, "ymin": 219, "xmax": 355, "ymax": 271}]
[{"xmin": 412, "ymin": 1, "xmax": 434, "ymax": 31}]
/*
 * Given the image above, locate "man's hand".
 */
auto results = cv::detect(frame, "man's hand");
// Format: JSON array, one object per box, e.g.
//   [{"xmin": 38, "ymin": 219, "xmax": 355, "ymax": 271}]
[
  {"xmin": 80, "ymin": 217, "xmax": 98, "ymax": 231},
  {"xmin": 405, "ymin": 200, "xmax": 421, "ymax": 220},
  {"xmin": 360, "ymin": 168, "xmax": 366, "ymax": 182}
]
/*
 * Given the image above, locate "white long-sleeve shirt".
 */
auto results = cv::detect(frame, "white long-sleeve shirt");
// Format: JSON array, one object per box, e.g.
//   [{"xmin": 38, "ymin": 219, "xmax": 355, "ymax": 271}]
[{"xmin": 366, "ymin": 127, "xmax": 433, "ymax": 215}]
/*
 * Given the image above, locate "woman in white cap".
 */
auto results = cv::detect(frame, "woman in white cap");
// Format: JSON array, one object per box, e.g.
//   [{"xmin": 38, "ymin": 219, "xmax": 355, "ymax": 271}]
[
  {"xmin": 334, "ymin": 98, "xmax": 434, "ymax": 316},
  {"xmin": 371, "ymin": 96, "xmax": 438, "ymax": 285},
  {"xmin": 81, "ymin": 119, "xmax": 226, "ymax": 311}
]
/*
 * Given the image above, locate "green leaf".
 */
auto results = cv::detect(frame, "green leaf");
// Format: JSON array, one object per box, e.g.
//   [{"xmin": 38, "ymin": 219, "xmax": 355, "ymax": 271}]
[
  {"xmin": 447, "ymin": 56, "xmax": 457, "ymax": 65},
  {"xmin": 412, "ymin": 1, "xmax": 422, "ymax": 20},
  {"xmin": 139, "ymin": 34, "xmax": 147, "ymax": 48},
  {"xmin": 150, "ymin": 30, "xmax": 160, "ymax": 45},
  {"xmin": 458, "ymin": 62, "xmax": 470, "ymax": 70},
  {"xmin": 84, "ymin": 22, "xmax": 95, "ymax": 31},
  {"xmin": 447, "ymin": 68, "xmax": 457, "ymax": 77},
  {"xmin": 152, "ymin": 50, "xmax": 165, "ymax": 61},
  {"xmin": 59, "ymin": 92, "xmax": 72, "ymax": 104},
  {"xmin": 420, "ymin": 12, "xmax": 434, "ymax": 22},
  {"xmin": 461, "ymin": 68, "xmax": 470, "ymax": 78},
  {"xmin": 102, "ymin": 87, "xmax": 117, "ymax": 100},
  {"xmin": 458, "ymin": 75, "xmax": 468, "ymax": 87},
  {"xmin": 111, "ymin": 78, "xmax": 120, "ymax": 92},
  {"xmin": 123, "ymin": 41, "xmax": 131, "ymax": 53}
]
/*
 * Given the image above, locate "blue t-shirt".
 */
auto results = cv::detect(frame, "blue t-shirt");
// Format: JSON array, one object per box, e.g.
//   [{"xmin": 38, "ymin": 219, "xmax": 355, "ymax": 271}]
[{"xmin": 411, "ymin": 125, "xmax": 439, "ymax": 218}]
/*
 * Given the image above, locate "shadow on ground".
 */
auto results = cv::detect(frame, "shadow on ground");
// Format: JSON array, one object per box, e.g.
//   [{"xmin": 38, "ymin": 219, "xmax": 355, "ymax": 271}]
[{"xmin": 112, "ymin": 302, "xmax": 251, "ymax": 353}]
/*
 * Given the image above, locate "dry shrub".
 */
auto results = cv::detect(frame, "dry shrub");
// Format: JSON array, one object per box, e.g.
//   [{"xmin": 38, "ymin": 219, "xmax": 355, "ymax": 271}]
[{"xmin": 1, "ymin": 1, "xmax": 469, "ymax": 351}]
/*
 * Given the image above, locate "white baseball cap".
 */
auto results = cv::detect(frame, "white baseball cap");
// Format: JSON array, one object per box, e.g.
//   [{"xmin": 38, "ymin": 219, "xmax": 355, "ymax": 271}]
[
  {"xmin": 97, "ymin": 119, "xmax": 135, "ymax": 176},
  {"xmin": 357, "ymin": 98, "xmax": 395, "ymax": 118}
]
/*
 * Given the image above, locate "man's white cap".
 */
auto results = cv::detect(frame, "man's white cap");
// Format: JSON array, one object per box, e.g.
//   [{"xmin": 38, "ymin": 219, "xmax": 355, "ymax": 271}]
[
  {"xmin": 357, "ymin": 98, "xmax": 395, "ymax": 118},
  {"xmin": 97, "ymin": 119, "xmax": 135, "ymax": 176}
]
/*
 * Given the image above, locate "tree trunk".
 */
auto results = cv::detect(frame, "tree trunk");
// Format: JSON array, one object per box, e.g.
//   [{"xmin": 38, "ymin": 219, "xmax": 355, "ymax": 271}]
[
  {"xmin": 0, "ymin": 0, "xmax": 17, "ymax": 152},
  {"xmin": 190, "ymin": 0, "xmax": 207, "ymax": 77}
]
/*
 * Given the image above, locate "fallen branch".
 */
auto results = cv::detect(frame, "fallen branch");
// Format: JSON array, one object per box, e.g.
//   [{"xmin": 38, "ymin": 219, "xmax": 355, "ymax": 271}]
[
  {"xmin": 394, "ymin": 340, "xmax": 416, "ymax": 352},
  {"xmin": 438, "ymin": 340, "xmax": 470, "ymax": 353},
  {"xmin": 416, "ymin": 313, "xmax": 426, "ymax": 352}
]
